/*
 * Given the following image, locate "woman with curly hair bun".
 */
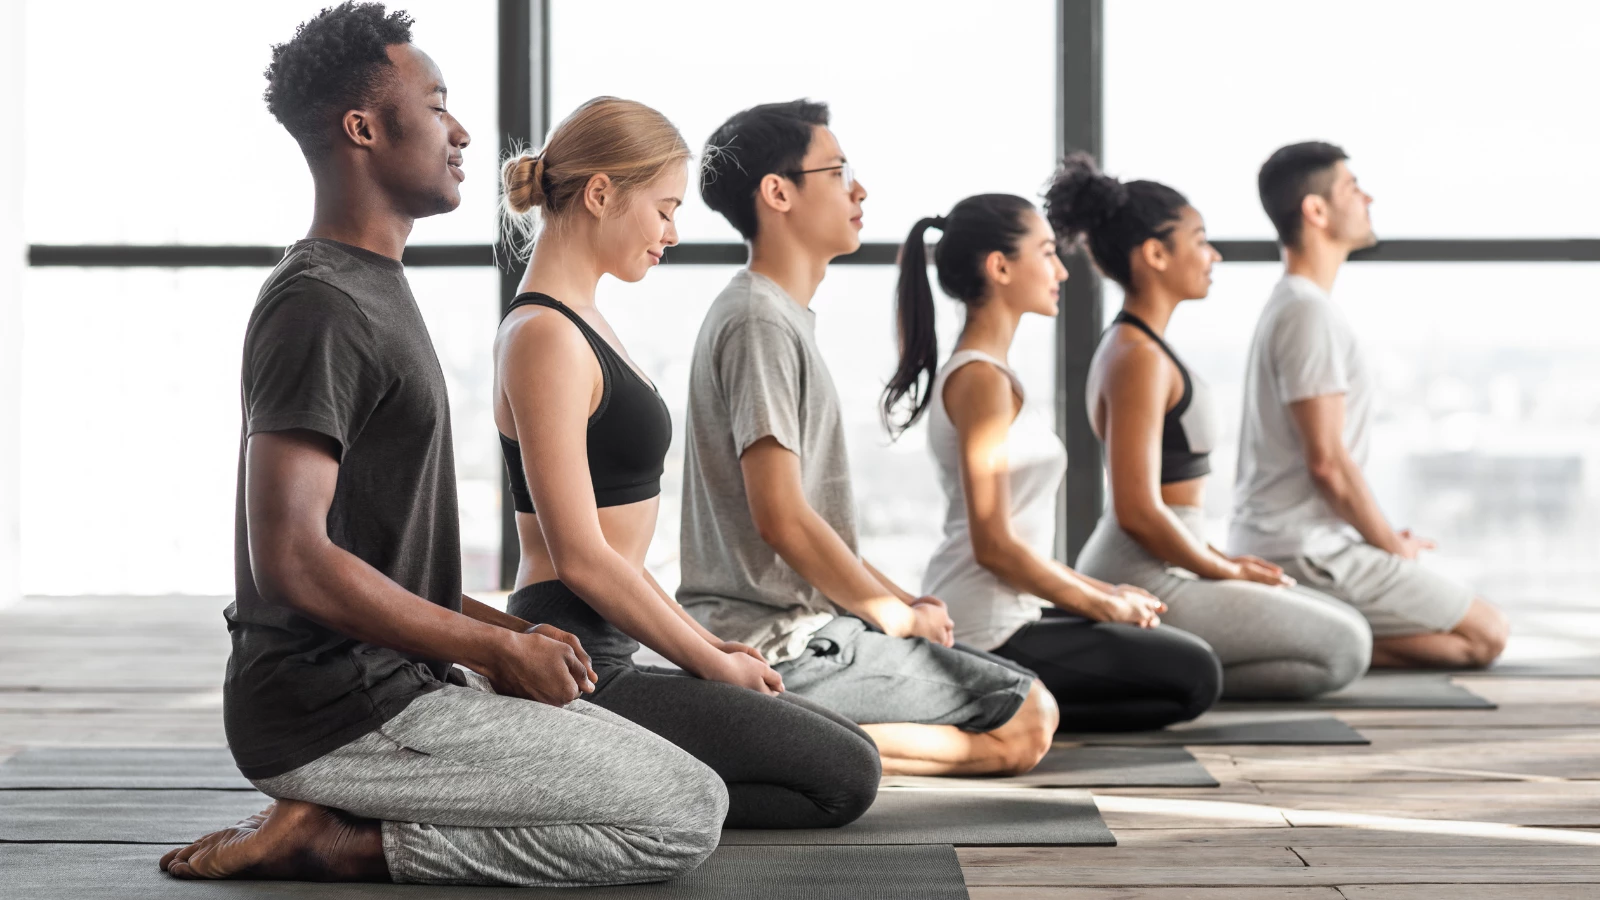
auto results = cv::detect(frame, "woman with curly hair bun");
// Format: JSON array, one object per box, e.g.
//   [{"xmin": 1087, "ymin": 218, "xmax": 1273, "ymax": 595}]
[{"xmin": 1048, "ymin": 153, "xmax": 1372, "ymax": 700}]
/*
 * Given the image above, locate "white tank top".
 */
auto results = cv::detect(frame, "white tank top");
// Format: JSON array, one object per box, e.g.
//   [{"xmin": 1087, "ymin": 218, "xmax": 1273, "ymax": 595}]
[{"xmin": 921, "ymin": 350, "xmax": 1067, "ymax": 650}]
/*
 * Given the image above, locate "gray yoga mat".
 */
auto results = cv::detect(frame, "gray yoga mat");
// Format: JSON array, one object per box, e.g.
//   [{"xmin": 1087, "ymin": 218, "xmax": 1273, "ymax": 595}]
[
  {"xmin": 1216, "ymin": 673, "xmax": 1495, "ymax": 710},
  {"xmin": 881, "ymin": 745, "xmax": 1218, "ymax": 789},
  {"xmin": 0, "ymin": 747, "xmax": 253, "ymax": 789},
  {"xmin": 0, "ymin": 842, "xmax": 971, "ymax": 899},
  {"xmin": 1059, "ymin": 710, "xmax": 1369, "ymax": 746},
  {"xmin": 722, "ymin": 788, "xmax": 1114, "ymax": 846},
  {"xmin": 1458, "ymin": 656, "xmax": 1600, "ymax": 678},
  {"xmin": 0, "ymin": 788, "xmax": 271, "ymax": 843}
]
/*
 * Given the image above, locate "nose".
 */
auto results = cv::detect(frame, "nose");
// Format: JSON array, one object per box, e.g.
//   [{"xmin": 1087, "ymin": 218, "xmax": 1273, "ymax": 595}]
[
  {"xmin": 852, "ymin": 178, "xmax": 868, "ymax": 202},
  {"xmin": 451, "ymin": 114, "xmax": 470, "ymax": 149}
]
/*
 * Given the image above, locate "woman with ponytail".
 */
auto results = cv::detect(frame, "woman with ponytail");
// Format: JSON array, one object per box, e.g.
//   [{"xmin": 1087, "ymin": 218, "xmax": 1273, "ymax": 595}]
[
  {"xmin": 1046, "ymin": 154, "xmax": 1371, "ymax": 699},
  {"xmin": 493, "ymin": 97, "xmax": 879, "ymax": 829},
  {"xmin": 886, "ymin": 195, "xmax": 1220, "ymax": 731}
]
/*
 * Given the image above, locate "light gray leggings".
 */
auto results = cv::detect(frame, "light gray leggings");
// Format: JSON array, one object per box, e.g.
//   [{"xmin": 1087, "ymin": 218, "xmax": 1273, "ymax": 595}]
[
  {"xmin": 253, "ymin": 670, "xmax": 728, "ymax": 887},
  {"xmin": 1075, "ymin": 508, "xmax": 1372, "ymax": 700}
]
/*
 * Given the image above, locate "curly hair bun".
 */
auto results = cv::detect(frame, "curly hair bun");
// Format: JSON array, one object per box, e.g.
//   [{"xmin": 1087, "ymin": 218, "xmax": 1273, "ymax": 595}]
[
  {"xmin": 502, "ymin": 153, "xmax": 547, "ymax": 213},
  {"xmin": 1043, "ymin": 151, "xmax": 1130, "ymax": 240}
]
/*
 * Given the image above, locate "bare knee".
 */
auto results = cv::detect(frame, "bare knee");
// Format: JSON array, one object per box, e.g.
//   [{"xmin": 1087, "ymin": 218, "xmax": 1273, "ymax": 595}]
[{"xmin": 992, "ymin": 680, "xmax": 1056, "ymax": 775}]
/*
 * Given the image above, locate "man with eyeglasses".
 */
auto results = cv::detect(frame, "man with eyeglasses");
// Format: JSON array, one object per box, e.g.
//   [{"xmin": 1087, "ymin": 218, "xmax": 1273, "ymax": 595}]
[{"xmin": 679, "ymin": 100, "xmax": 1058, "ymax": 778}]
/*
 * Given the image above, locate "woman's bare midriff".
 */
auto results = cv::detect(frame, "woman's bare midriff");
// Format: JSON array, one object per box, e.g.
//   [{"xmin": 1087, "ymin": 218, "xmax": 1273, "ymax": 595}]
[
  {"xmin": 1160, "ymin": 477, "xmax": 1206, "ymax": 510},
  {"xmin": 514, "ymin": 497, "xmax": 659, "ymax": 590}
]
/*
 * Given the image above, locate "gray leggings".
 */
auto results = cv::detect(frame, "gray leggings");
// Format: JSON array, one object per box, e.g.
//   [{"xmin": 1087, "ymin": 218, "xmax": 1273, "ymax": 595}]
[
  {"xmin": 1075, "ymin": 507, "xmax": 1371, "ymax": 700},
  {"xmin": 254, "ymin": 673, "xmax": 727, "ymax": 887}
]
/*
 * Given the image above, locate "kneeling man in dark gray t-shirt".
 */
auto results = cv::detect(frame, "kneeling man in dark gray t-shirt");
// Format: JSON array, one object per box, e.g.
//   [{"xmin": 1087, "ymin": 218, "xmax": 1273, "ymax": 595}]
[
  {"xmin": 160, "ymin": 7, "xmax": 722, "ymax": 889},
  {"xmin": 682, "ymin": 100, "xmax": 1056, "ymax": 778}
]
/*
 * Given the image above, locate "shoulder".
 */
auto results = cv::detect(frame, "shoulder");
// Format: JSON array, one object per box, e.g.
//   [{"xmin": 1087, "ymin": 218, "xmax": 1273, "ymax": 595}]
[
  {"xmin": 942, "ymin": 358, "xmax": 1017, "ymax": 430},
  {"xmin": 498, "ymin": 303, "xmax": 593, "ymax": 372},
  {"xmin": 252, "ymin": 269, "xmax": 369, "ymax": 339}
]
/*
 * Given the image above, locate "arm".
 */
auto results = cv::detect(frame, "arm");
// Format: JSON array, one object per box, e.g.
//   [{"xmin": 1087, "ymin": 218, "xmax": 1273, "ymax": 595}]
[
  {"xmin": 946, "ymin": 362, "xmax": 1163, "ymax": 626},
  {"xmin": 740, "ymin": 438, "xmax": 953, "ymax": 644},
  {"xmin": 245, "ymin": 429, "xmax": 593, "ymax": 704},
  {"xmin": 1289, "ymin": 394, "xmax": 1430, "ymax": 558},
  {"xmin": 503, "ymin": 313, "xmax": 780, "ymax": 693},
  {"xmin": 641, "ymin": 568, "xmax": 771, "ymax": 664},
  {"xmin": 1102, "ymin": 343, "xmax": 1284, "ymax": 585}
]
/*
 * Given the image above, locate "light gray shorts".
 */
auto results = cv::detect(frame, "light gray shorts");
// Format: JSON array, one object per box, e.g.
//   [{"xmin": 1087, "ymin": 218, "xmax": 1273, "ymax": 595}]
[{"xmin": 1275, "ymin": 543, "xmax": 1475, "ymax": 639}]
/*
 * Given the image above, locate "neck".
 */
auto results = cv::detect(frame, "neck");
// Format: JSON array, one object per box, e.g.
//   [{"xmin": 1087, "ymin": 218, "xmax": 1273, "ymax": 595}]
[
  {"xmin": 1120, "ymin": 286, "xmax": 1181, "ymax": 336},
  {"xmin": 520, "ymin": 223, "xmax": 605, "ymax": 309},
  {"xmin": 306, "ymin": 168, "xmax": 414, "ymax": 261},
  {"xmin": 955, "ymin": 296, "xmax": 1023, "ymax": 362},
  {"xmin": 1284, "ymin": 235, "xmax": 1348, "ymax": 294},
  {"xmin": 747, "ymin": 233, "xmax": 832, "ymax": 308}
]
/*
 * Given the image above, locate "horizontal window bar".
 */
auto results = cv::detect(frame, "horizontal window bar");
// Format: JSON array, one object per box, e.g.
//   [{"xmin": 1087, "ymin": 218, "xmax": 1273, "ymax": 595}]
[{"xmin": 26, "ymin": 239, "xmax": 1600, "ymax": 268}]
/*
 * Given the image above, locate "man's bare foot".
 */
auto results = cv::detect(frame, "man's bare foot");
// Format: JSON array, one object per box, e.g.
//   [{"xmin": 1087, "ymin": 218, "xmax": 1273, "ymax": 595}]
[{"xmin": 159, "ymin": 798, "xmax": 388, "ymax": 882}]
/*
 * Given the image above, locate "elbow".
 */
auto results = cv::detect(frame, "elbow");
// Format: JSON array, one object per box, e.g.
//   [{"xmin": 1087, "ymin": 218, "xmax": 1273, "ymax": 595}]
[
  {"xmin": 970, "ymin": 533, "xmax": 1021, "ymax": 575},
  {"xmin": 752, "ymin": 507, "xmax": 803, "ymax": 555},
  {"xmin": 1111, "ymin": 498, "xmax": 1162, "ymax": 547},
  {"xmin": 1306, "ymin": 456, "xmax": 1343, "ymax": 494}
]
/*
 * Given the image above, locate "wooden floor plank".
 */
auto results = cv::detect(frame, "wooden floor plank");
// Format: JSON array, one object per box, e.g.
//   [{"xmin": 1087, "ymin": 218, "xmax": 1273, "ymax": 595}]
[
  {"xmin": 1337, "ymin": 888, "xmax": 1600, "ymax": 899},
  {"xmin": 1299, "ymin": 845, "xmax": 1600, "ymax": 866},
  {"xmin": 966, "ymin": 883, "xmax": 1344, "ymax": 890},
  {"xmin": 962, "ymin": 865, "xmax": 1600, "ymax": 887},
  {"xmin": 958, "ymin": 845, "xmax": 1303, "ymax": 868}
]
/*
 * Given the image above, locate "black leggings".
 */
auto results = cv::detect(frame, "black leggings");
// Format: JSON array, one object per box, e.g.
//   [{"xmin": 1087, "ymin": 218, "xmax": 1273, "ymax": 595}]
[
  {"xmin": 992, "ymin": 609, "xmax": 1223, "ymax": 732},
  {"xmin": 509, "ymin": 581, "xmax": 881, "ymax": 830}
]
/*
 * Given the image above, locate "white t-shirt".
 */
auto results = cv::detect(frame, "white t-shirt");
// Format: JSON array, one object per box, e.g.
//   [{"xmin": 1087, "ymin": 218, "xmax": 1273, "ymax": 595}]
[
  {"xmin": 921, "ymin": 350, "xmax": 1065, "ymax": 651},
  {"xmin": 1229, "ymin": 275, "xmax": 1373, "ymax": 559}
]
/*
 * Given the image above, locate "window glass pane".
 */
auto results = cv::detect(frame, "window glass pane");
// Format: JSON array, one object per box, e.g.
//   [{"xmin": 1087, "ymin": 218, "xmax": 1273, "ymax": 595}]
[
  {"xmin": 1105, "ymin": 0, "xmax": 1600, "ymax": 238},
  {"xmin": 24, "ymin": 0, "xmax": 496, "ymax": 245},
  {"xmin": 21, "ymin": 266, "xmax": 499, "ymax": 595},
  {"xmin": 550, "ymin": 0, "xmax": 1057, "ymax": 243},
  {"xmin": 1103, "ymin": 262, "xmax": 1600, "ymax": 594},
  {"xmin": 600, "ymin": 264, "xmax": 1058, "ymax": 594}
]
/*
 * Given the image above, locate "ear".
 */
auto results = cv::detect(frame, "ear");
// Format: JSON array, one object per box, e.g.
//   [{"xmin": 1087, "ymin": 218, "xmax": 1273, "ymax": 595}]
[
  {"xmin": 1301, "ymin": 192, "xmax": 1330, "ymax": 232},
  {"xmin": 983, "ymin": 249, "xmax": 1011, "ymax": 287},
  {"xmin": 341, "ymin": 108, "xmax": 378, "ymax": 149},
  {"xmin": 582, "ymin": 172, "xmax": 614, "ymax": 219},
  {"xmin": 755, "ymin": 173, "xmax": 793, "ymax": 215},
  {"xmin": 1138, "ymin": 236, "xmax": 1170, "ymax": 273}
]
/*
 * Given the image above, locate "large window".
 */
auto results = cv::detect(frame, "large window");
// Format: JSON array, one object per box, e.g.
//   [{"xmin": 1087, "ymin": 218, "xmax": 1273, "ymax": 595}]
[{"xmin": 1102, "ymin": 0, "xmax": 1600, "ymax": 595}]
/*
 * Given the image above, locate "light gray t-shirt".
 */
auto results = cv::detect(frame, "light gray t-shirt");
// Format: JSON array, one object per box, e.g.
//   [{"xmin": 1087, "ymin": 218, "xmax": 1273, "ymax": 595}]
[
  {"xmin": 677, "ymin": 269, "xmax": 855, "ymax": 663},
  {"xmin": 1229, "ymin": 275, "xmax": 1373, "ymax": 559}
]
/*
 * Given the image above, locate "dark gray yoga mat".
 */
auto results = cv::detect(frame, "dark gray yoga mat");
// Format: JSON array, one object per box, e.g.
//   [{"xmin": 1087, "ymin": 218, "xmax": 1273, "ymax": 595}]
[
  {"xmin": 0, "ymin": 842, "xmax": 971, "ymax": 899},
  {"xmin": 722, "ymin": 788, "xmax": 1114, "ymax": 846},
  {"xmin": 0, "ymin": 747, "xmax": 253, "ymax": 789},
  {"xmin": 1458, "ymin": 656, "xmax": 1600, "ymax": 678},
  {"xmin": 1060, "ymin": 710, "xmax": 1369, "ymax": 746},
  {"xmin": 1217, "ymin": 673, "xmax": 1495, "ymax": 710},
  {"xmin": 881, "ymin": 745, "xmax": 1218, "ymax": 789},
  {"xmin": 0, "ymin": 788, "xmax": 271, "ymax": 843}
]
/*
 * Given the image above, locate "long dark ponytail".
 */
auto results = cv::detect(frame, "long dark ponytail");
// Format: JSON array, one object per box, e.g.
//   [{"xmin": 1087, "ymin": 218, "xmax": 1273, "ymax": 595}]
[
  {"xmin": 882, "ymin": 193, "xmax": 1037, "ymax": 437},
  {"xmin": 1043, "ymin": 151, "xmax": 1189, "ymax": 289}
]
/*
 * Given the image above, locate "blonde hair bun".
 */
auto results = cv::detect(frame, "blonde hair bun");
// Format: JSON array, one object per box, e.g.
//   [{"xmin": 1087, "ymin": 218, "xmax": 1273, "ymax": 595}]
[{"xmin": 502, "ymin": 153, "xmax": 547, "ymax": 213}]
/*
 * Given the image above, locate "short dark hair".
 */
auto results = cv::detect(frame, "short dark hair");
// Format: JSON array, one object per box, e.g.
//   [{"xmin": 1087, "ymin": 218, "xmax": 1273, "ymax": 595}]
[
  {"xmin": 700, "ymin": 100, "xmax": 830, "ymax": 240},
  {"xmin": 264, "ymin": 2, "xmax": 415, "ymax": 160},
  {"xmin": 1258, "ymin": 141, "xmax": 1349, "ymax": 248},
  {"xmin": 1043, "ymin": 151, "xmax": 1189, "ymax": 290}
]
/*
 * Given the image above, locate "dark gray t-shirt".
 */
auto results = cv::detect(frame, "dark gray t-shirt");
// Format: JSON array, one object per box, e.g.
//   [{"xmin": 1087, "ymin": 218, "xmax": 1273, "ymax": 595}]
[
  {"xmin": 224, "ymin": 238, "xmax": 461, "ymax": 780},
  {"xmin": 678, "ymin": 270, "xmax": 856, "ymax": 664}
]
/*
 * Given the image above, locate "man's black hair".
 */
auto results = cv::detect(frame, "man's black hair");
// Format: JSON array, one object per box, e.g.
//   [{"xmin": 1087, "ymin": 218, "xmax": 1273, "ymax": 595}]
[
  {"xmin": 265, "ymin": 2, "xmax": 415, "ymax": 160},
  {"xmin": 1258, "ymin": 141, "xmax": 1349, "ymax": 249},
  {"xmin": 700, "ymin": 100, "xmax": 830, "ymax": 240}
]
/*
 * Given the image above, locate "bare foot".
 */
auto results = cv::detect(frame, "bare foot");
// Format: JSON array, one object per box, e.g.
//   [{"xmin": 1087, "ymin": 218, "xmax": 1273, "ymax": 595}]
[{"xmin": 159, "ymin": 798, "xmax": 388, "ymax": 882}]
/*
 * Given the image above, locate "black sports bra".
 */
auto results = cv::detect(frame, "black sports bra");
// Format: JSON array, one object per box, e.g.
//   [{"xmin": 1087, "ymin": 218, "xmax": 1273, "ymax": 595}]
[
  {"xmin": 498, "ymin": 293, "xmax": 672, "ymax": 514},
  {"xmin": 1110, "ymin": 310, "xmax": 1213, "ymax": 484}
]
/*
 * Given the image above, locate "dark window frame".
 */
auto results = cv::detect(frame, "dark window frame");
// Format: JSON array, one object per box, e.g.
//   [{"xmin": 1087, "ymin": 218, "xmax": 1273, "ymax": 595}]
[{"xmin": 24, "ymin": 0, "xmax": 1600, "ymax": 584}]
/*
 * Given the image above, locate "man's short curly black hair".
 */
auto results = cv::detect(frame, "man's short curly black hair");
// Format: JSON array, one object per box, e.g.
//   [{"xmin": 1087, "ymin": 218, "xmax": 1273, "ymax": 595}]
[{"xmin": 265, "ymin": 2, "xmax": 415, "ymax": 160}]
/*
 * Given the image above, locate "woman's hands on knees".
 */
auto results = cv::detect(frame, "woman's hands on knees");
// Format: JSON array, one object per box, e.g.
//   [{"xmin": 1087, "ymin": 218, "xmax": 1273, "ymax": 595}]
[
  {"xmin": 702, "ymin": 647, "xmax": 786, "ymax": 695},
  {"xmin": 483, "ymin": 624, "xmax": 598, "ymax": 706},
  {"xmin": 1088, "ymin": 584, "xmax": 1166, "ymax": 628},
  {"xmin": 1223, "ymin": 555, "xmax": 1296, "ymax": 588}
]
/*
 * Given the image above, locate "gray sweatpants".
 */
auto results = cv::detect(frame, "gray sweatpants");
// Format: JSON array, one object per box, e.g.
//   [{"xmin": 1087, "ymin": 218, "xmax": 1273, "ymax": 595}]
[
  {"xmin": 1075, "ymin": 507, "xmax": 1372, "ymax": 700},
  {"xmin": 252, "ymin": 670, "xmax": 728, "ymax": 887}
]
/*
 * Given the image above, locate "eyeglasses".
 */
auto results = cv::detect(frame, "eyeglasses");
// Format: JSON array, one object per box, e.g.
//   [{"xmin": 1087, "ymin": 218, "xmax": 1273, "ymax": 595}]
[{"xmin": 781, "ymin": 162, "xmax": 856, "ymax": 194}]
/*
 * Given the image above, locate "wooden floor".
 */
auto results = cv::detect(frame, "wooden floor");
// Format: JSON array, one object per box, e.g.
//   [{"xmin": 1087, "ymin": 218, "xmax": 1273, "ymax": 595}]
[{"xmin": 4, "ymin": 595, "xmax": 1600, "ymax": 898}]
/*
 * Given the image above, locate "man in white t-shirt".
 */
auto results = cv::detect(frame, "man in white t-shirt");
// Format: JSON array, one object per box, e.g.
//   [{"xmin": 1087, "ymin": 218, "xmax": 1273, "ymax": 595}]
[{"xmin": 1230, "ymin": 141, "xmax": 1508, "ymax": 670}]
